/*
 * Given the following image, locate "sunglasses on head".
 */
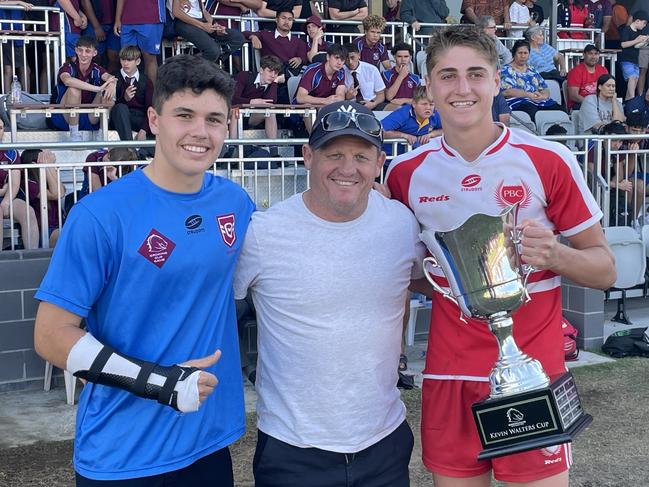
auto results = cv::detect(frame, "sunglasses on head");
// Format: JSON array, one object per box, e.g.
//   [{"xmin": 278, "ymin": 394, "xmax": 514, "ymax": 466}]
[{"xmin": 318, "ymin": 111, "xmax": 383, "ymax": 138}]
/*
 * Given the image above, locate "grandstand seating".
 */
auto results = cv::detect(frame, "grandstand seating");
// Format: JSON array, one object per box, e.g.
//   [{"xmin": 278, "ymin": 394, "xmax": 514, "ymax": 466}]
[
  {"xmin": 604, "ymin": 226, "xmax": 647, "ymax": 324},
  {"xmin": 534, "ymin": 110, "xmax": 573, "ymax": 137},
  {"xmin": 546, "ymin": 79, "xmax": 563, "ymax": 106},
  {"xmin": 510, "ymin": 111, "xmax": 536, "ymax": 133}
]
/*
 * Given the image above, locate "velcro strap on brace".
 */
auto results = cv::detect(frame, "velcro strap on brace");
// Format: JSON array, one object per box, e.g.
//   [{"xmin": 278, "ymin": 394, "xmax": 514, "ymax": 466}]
[{"xmin": 70, "ymin": 334, "xmax": 203, "ymax": 412}]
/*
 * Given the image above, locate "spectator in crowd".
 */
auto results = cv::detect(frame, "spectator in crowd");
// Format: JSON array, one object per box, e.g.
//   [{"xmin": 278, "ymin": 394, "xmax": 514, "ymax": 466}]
[
  {"xmin": 81, "ymin": 146, "xmax": 138, "ymax": 195},
  {"xmin": 384, "ymin": 0, "xmax": 400, "ymax": 22},
  {"xmin": 255, "ymin": 0, "xmax": 302, "ymax": 31},
  {"xmin": 627, "ymin": 109, "xmax": 649, "ymax": 148},
  {"xmin": 114, "ymin": 0, "xmax": 165, "ymax": 82},
  {"xmin": 295, "ymin": 43, "xmax": 347, "ymax": 116},
  {"xmin": 354, "ymin": 14, "xmax": 390, "ymax": 70},
  {"xmin": 245, "ymin": 10, "xmax": 308, "ymax": 80},
  {"xmin": 509, "ymin": 0, "xmax": 532, "ymax": 38},
  {"xmin": 580, "ymin": 73, "xmax": 625, "ymax": 132},
  {"xmin": 234, "ymin": 100, "xmax": 423, "ymax": 487},
  {"xmin": 557, "ymin": 0, "xmax": 592, "ymax": 39},
  {"xmin": 605, "ymin": 0, "xmax": 628, "ymax": 49},
  {"xmin": 525, "ymin": 25, "xmax": 567, "ymax": 82},
  {"xmin": 500, "ymin": 40, "xmax": 564, "ymax": 118},
  {"xmin": 343, "ymin": 42, "xmax": 385, "ymax": 109},
  {"xmin": 546, "ymin": 123, "xmax": 568, "ymax": 137},
  {"xmin": 327, "ymin": 0, "xmax": 367, "ymax": 33},
  {"xmin": 400, "ymin": 0, "xmax": 449, "ymax": 36},
  {"xmin": 382, "ymin": 85, "xmax": 442, "ymax": 151},
  {"xmin": 51, "ymin": 36, "xmax": 116, "ymax": 141},
  {"xmin": 619, "ymin": 10, "xmax": 649, "ymax": 99},
  {"xmin": 598, "ymin": 120, "xmax": 641, "ymax": 225},
  {"xmin": 80, "ymin": 0, "xmax": 120, "ymax": 73},
  {"xmin": 566, "ymin": 43, "xmax": 608, "ymax": 110},
  {"xmin": 171, "ymin": 0, "xmax": 245, "ymax": 64},
  {"xmin": 305, "ymin": 15, "xmax": 329, "ymax": 63},
  {"xmin": 18, "ymin": 149, "xmax": 65, "ymax": 248},
  {"xmin": 460, "ymin": 0, "xmax": 511, "ymax": 32},
  {"xmin": 205, "ymin": 0, "xmax": 262, "ymax": 30},
  {"xmin": 544, "ymin": 123, "xmax": 570, "ymax": 148},
  {"xmin": 0, "ymin": 1, "xmax": 33, "ymax": 93},
  {"xmin": 587, "ymin": 0, "xmax": 612, "ymax": 43},
  {"xmin": 230, "ymin": 55, "xmax": 282, "ymax": 140},
  {"xmin": 526, "ymin": 0, "xmax": 544, "ymax": 24},
  {"xmin": 0, "ymin": 121, "xmax": 38, "ymax": 250},
  {"xmin": 109, "ymin": 45, "xmax": 153, "ymax": 142},
  {"xmin": 476, "ymin": 16, "xmax": 511, "ymax": 68},
  {"xmin": 53, "ymin": 0, "xmax": 88, "ymax": 58},
  {"xmin": 382, "ymin": 41, "xmax": 421, "ymax": 111},
  {"xmin": 492, "ymin": 92, "xmax": 511, "ymax": 124}
]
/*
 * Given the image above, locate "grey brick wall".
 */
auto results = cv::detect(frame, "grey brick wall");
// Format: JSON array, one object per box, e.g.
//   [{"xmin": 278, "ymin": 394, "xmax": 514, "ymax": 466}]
[
  {"xmin": 562, "ymin": 279, "xmax": 605, "ymax": 351},
  {"xmin": 0, "ymin": 249, "xmax": 62, "ymax": 393}
]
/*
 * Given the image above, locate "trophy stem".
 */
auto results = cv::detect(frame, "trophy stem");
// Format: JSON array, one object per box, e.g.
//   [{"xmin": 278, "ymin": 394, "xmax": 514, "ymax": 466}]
[{"xmin": 488, "ymin": 313, "xmax": 550, "ymax": 399}]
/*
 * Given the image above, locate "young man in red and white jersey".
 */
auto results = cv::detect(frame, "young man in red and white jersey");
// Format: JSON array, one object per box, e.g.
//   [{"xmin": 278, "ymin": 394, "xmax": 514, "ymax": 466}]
[{"xmin": 385, "ymin": 26, "xmax": 616, "ymax": 487}]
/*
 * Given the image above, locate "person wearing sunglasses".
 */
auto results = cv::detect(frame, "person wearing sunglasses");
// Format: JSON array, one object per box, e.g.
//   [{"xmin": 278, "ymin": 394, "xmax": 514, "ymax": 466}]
[{"xmin": 234, "ymin": 100, "xmax": 426, "ymax": 487}]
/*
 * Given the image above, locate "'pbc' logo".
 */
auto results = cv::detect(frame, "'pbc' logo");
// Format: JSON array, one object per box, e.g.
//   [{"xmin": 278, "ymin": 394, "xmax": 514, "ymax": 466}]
[
  {"xmin": 217, "ymin": 214, "xmax": 236, "ymax": 247},
  {"xmin": 494, "ymin": 180, "xmax": 532, "ymax": 208}
]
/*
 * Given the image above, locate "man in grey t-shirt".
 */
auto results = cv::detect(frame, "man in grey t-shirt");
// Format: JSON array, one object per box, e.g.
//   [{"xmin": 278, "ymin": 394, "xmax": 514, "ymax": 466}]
[{"xmin": 234, "ymin": 101, "xmax": 425, "ymax": 487}]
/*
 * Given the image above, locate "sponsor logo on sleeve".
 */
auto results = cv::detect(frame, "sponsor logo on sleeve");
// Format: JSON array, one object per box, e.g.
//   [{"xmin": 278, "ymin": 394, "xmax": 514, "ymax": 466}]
[{"xmin": 138, "ymin": 229, "xmax": 176, "ymax": 268}]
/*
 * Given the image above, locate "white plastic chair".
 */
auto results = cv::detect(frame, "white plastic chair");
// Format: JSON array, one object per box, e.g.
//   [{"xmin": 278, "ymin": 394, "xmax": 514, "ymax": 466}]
[
  {"xmin": 534, "ymin": 110, "xmax": 573, "ymax": 137},
  {"xmin": 416, "ymin": 50, "xmax": 427, "ymax": 77},
  {"xmin": 373, "ymin": 110, "xmax": 392, "ymax": 121},
  {"xmin": 545, "ymin": 79, "xmax": 563, "ymax": 106},
  {"xmin": 405, "ymin": 297, "xmax": 431, "ymax": 346},
  {"xmin": 287, "ymin": 75, "xmax": 301, "ymax": 103},
  {"xmin": 604, "ymin": 226, "xmax": 647, "ymax": 324},
  {"xmin": 510, "ymin": 110, "xmax": 536, "ymax": 133},
  {"xmin": 44, "ymin": 362, "xmax": 77, "ymax": 405}
]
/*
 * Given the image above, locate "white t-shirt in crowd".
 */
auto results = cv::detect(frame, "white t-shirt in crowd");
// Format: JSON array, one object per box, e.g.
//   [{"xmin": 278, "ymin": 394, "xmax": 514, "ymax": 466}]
[
  {"xmin": 509, "ymin": 2, "xmax": 531, "ymax": 38},
  {"xmin": 234, "ymin": 190, "xmax": 425, "ymax": 453}
]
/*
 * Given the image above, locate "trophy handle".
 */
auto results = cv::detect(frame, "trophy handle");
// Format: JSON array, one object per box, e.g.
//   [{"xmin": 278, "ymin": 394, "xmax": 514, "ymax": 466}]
[
  {"xmin": 509, "ymin": 205, "xmax": 537, "ymax": 301},
  {"xmin": 423, "ymin": 256, "xmax": 459, "ymax": 305}
]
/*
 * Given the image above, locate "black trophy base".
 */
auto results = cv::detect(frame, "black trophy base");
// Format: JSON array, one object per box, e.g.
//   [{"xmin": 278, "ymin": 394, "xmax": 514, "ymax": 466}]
[{"xmin": 472, "ymin": 371, "xmax": 593, "ymax": 460}]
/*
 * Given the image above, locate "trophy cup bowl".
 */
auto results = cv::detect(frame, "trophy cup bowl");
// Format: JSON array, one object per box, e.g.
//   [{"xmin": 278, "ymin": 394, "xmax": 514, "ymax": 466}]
[{"xmin": 420, "ymin": 205, "xmax": 592, "ymax": 460}]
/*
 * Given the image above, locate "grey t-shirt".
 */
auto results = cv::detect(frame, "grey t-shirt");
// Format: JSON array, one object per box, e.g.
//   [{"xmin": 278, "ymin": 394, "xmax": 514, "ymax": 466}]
[
  {"xmin": 580, "ymin": 94, "xmax": 623, "ymax": 132},
  {"xmin": 234, "ymin": 190, "xmax": 425, "ymax": 452}
]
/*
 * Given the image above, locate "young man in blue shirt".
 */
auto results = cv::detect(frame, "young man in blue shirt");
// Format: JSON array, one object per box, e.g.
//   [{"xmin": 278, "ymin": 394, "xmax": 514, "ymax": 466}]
[{"xmin": 34, "ymin": 55, "xmax": 254, "ymax": 486}]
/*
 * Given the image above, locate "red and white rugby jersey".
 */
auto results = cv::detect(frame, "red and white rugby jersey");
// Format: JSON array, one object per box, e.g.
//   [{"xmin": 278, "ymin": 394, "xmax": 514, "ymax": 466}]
[{"xmin": 386, "ymin": 125, "xmax": 602, "ymax": 381}]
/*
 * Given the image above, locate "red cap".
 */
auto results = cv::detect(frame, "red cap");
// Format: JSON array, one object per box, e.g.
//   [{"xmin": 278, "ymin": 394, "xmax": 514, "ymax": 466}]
[{"xmin": 306, "ymin": 15, "xmax": 323, "ymax": 30}]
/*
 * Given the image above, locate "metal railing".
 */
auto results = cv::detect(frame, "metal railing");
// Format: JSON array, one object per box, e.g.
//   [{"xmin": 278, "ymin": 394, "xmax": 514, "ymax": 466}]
[
  {"xmin": 0, "ymin": 137, "xmax": 406, "ymax": 250},
  {"xmin": 0, "ymin": 4, "xmax": 65, "ymax": 95}
]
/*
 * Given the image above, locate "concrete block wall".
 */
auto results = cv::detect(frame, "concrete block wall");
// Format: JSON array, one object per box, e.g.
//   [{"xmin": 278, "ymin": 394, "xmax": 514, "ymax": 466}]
[
  {"xmin": 0, "ymin": 250, "xmax": 608, "ymax": 391},
  {"xmin": 562, "ymin": 279, "xmax": 606, "ymax": 351},
  {"xmin": 0, "ymin": 249, "xmax": 59, "ymax": 393}
]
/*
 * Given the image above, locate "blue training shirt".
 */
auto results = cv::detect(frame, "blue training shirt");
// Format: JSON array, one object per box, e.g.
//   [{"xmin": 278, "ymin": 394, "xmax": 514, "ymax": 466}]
[{"xmin": 36, "ymin": 169, "xmax": 255, "ymax": 480}]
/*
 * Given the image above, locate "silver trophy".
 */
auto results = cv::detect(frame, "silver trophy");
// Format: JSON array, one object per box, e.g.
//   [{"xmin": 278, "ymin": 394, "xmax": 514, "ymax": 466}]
[{"xmin": 420, "ymin": 204, "xmax": 592, "ymax": 460}]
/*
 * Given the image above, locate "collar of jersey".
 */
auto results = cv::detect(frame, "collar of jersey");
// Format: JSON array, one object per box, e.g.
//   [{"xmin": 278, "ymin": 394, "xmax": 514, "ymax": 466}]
[{"xmin": 440, "ymin": 124, "xmax": 509, "ymax": 164}]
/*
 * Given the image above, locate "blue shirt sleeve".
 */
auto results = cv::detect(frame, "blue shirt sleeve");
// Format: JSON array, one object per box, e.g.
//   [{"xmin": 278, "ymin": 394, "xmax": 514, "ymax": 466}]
[
  {"xmin": 381, "ymin": 106, "xmax": 408, "ymax": 131},
  {"xmin": 35, "ymin": 203, "xmax": 114, "ymax": 318}
]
